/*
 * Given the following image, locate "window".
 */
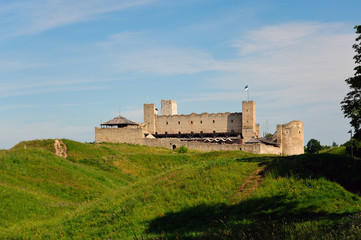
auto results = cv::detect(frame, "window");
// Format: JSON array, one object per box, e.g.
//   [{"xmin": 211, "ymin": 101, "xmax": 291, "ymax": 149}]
[
  {"xmin": 231, "ymin": 130, "xmax": 235, "ymax": 133},
  {"xmin": 200, "ymin": 120, "xmax": 203, "ymax": 124},
  {"xmin": 213, "ymin": 131, "xmax": 216, "ymax": 133},
  {"xmin": 200, "ymin": 131, "xmax": 203, "ymax": 134},
  {"xmin": 213, "ymin": 120, "xmax": 215, "ymax": 123},
  {"xmin": 191, "ymin": 121, "xmax": 193, "ymax": 124},
  {"xmin": 166, "ymin": 122, "xmax": 168, "ymax": 125},
  {"xmin": 165, "ymin": 131, "xmax": 168, "ymax": 135},
  {"xmin": 178, "ymin": 121, "xmax": 180, "ymax": 125},
  {"xmin": 231, "ymin": 119, "xmax": 233, "ymax": 123},
  {"xmin": 178, "ymin": 131, "xmax": 181, "ymax": 134}
]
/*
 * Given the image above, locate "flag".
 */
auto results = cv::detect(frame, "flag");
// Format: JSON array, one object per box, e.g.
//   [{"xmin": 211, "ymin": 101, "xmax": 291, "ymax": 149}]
[{"xmin": 244, "ymin": 85, "xmax": 248, "ymax": 91}]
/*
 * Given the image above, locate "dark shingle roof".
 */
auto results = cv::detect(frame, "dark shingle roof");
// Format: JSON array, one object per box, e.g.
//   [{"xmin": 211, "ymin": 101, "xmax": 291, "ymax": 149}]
[
  {"xmin": 244, "ymin": 137, "xmax": 260, "ymax": 144},
  {"xmin": 101, "ymin": 115, "xmax": 139, "ymax": 126}
]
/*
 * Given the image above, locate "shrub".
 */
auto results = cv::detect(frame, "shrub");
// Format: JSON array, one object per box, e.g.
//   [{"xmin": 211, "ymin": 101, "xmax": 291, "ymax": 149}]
[
  {"xmin": 178, "ymin": 145, "xmax": 188, "ymax": 153},
  {"xmin": 344, "ymin": 139, "xmax": 361, "ymax": 157},
  {"xmin": 306, "ymin": 139, "xmax": 321, "ymax": 154}
]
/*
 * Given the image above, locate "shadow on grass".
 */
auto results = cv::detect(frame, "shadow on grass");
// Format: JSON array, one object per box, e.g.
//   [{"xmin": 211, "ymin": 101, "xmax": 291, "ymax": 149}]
[
  {"xmin": 146, "ymin": 194, "xmax": 352, "ymax": 239},
  {"xmin": 236, "ymin": 153, "xmax": 361, "ymax": 194},
  {"xmin": 144, "ymin": 154, "xmax": 361, "ymax": 239},
  {"xmin": 262, "ymin": 153, "xmax": 361, "ymax": 194}
]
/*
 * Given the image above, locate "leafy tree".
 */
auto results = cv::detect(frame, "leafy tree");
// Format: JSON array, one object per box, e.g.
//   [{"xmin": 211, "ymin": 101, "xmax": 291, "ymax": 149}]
[
  {"xmin": 178, "ymin": 145, "xmax": 188, "ymax": 153},
  {"xmin": 332, "ymin": 142, "xmax": 338, "ymax": 148},
  {"xmin": 265, "ymin": 133, "xmax": 273, "ymax": 138},
  {"xmin": 341, "ymin": 25, "xmax": 361, "ymax": 139},
  {"xmin": 344, "ymin": 138, "xmax": 361, "ymax": 157},
  {"xmin": 306, "ymin": 139, "xmax": 322, "ymax": 154}
]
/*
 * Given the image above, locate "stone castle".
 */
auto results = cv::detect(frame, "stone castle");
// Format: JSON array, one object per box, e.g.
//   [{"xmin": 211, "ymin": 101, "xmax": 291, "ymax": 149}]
[{"xmin": 95, "ymin": 100, "xmax": 304, "ymax": 155}]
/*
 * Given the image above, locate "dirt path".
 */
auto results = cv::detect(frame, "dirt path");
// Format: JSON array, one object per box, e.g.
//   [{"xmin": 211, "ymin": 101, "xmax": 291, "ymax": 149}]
[
  {"xmin": 54, "ymin": 139, "xmax": 67, "ymax": 158},
  {"xmin": 232, "ymin": 166, "xmax": 266, "ymax": 202}
]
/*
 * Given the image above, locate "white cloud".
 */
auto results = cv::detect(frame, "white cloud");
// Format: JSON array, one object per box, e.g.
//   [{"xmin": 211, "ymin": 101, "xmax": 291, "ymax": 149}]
[
  {"xmin": 0, "ymin": 61, "xmax": 45, "ymax": 72},
  {"xmin": 0, "ymin": 77, "xmax": 118, "ymax": 98},
  {"xmin": 120, "ymin": 108, "xmax": 144, "ymax": 123},
  {"xmin": 1, "ymin": 0, "xmax": 154, "ymax": 37},
  {"xmin": 0, "ymin": 122, "xmax": 93, "ymax": 149},
  {"xmin": 230, "ymin": 22, "xmax": 343, "ymax": 55},
  {"xmin": 0, "ymin": 102, "xmax": 98, "ymax": 111}
]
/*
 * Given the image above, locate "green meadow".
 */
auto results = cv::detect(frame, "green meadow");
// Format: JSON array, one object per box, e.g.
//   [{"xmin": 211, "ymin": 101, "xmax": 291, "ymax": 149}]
[{"xmin": 1, "ymin": 140, "xmax": 361, "ymax": 239}]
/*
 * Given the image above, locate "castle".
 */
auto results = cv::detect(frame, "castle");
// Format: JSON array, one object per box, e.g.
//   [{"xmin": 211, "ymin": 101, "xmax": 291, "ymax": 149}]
[{"xmin": 95, "ymin": 100, "xmax": 304, "ymax": 155}]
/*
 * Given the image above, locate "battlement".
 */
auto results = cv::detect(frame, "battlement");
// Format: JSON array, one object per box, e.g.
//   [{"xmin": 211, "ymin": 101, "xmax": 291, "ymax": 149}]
[{"xmin": 96, "ymin": 99, "xmax": 304, "ymax": 155}]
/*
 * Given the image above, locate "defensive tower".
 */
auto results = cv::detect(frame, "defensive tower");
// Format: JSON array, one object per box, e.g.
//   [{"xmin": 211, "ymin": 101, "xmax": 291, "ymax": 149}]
[
  {"xmin": 242, "ymin": 101, "xmax": 257, "ymax": 142},
  {"xmin": 144, "ymin": 103, "xmax": 157, "ymax": 134},
  {"xmin": 161, "ymin": 100, "xmax": 177, "ymax": 116}
]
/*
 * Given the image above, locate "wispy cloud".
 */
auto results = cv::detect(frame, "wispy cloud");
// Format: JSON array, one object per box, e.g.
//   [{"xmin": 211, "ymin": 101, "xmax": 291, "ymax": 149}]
[
  {"xmin": 1, "ymin": 0, "xmax": 154, "ymax": 37},
  {"xmin": 0, "ymin": 102, "xmax": 99, "ymax": 111},
  {"xmin": 0, "ymin": 122, "xmax": 93, "ymax": 149},
  {"xmin": 0, "ymin": 61, "xmax": 45, "ymax": 72},
  {"xmin": 230, "ymin": 22, "xmax": 344, "ymax": 55}
]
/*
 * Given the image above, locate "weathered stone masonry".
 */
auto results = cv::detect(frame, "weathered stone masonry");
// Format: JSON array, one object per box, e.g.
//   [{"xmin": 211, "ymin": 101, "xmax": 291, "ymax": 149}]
[{"xmin": 95, "ymin": 99, "xmax": 304, "ymax": 155}]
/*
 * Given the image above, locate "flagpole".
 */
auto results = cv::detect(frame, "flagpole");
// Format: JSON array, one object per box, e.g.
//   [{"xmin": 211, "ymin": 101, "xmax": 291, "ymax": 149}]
[{"xmin": 245, "ymin": 85, "xmax": 249, "ymax": 101}]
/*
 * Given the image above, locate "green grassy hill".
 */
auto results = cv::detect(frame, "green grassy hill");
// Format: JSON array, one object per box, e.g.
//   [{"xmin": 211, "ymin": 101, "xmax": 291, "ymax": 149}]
[{"xmin": 1, "ymin": 140, "xmax": 361, "ymax": 239}]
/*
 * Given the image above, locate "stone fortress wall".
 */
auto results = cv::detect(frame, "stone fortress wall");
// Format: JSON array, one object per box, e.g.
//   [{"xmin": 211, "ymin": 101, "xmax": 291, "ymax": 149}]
[
  {"xmin": 95, "ymin": 99, "xmax": 304, "ymax": 155},
  {"xmin": 145, "ymin": 100, "xmax": 255, "ymax": 139}
]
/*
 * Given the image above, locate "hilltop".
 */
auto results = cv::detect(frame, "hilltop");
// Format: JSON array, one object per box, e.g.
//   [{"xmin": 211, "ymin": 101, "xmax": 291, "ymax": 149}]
[{"xmin": 1, "ymin": 139, "xmax": 361, "ymax": 239}]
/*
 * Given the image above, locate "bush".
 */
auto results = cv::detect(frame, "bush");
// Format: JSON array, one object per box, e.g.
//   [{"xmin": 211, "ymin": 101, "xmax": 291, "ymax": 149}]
[
  {"xmin": 306, "ymin": 139, "xmax": 321, "ymax": 154},
  {"xmin": 178, "ymin": 145, "xmax": 188, "ymax": 153},
  {"xmin": 344, "ymin": 139, "xmax": 361, "ymax": 157}
]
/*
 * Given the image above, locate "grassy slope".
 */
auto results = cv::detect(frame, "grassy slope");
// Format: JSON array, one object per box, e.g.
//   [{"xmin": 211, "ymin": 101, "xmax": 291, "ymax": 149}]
[{"xmin": 1, "ymin": 141, "xmax": 361, "ymax": 239}]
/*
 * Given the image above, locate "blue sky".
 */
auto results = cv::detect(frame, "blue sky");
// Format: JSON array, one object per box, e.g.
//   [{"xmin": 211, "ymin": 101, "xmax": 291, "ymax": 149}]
[{"xmin": 0, "ymin": 0, "xmax": 360, "ymax": 149}]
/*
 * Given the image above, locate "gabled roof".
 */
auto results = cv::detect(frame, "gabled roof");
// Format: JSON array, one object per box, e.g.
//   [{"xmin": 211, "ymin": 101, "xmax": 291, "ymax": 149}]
[
  {"xmin": 244, "ymin": 137, "xmax": 260, "ymax": 144},
  {"xmin": 101, "ymin": 115, "xmax": 139, "ymax": 126}
]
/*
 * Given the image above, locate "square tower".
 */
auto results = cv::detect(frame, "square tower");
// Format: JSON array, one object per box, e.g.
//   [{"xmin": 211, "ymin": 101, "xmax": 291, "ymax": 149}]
[
  {"xmin": 144, "ymin": 103, "xmax": 157, "ymax": 134},
  {"xmin": 161, "ymin": 100, "xmax": 177, "ymax": 116},
  {"xmin": 242, "ymin": 101, "xmax": 257, "ymax": 141}
]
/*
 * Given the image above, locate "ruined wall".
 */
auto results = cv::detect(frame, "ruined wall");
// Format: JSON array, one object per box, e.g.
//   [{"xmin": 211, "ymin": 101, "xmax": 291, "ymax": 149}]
[
  {"xmin": 279, "ymin": 121, "xmax": 304, "ymax": 155},
  {"xmin": 95, "ymin": 126, "xmax": 144, "ymax": 143},
  {"xmin": 242, "ymin": 143, "xmax": 282, "ymax": 155},
  {"xmin": 155, "ymin": 112, "xmax": 242, "ymax": 134}
]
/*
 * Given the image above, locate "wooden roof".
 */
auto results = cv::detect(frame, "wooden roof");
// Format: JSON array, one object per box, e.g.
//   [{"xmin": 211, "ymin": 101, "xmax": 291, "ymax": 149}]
[
  {"xmin": 101, "ymin": 115, "xmax": 139, "ymax": 126},
  {"xmin": 244, "ymin": 137, "xmax": 260, "ymax": 144}
]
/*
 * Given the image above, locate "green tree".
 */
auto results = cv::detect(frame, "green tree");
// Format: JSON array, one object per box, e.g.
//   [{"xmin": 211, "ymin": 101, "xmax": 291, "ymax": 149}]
[
  {"xmin": 332, "ymin": 141, "xmax": 338, "ymax": 147},
  {"xmin": 341, "ymin": 25, "xmax": 361, "ymax": 139},
  {"xmin": 306, "ymin": 139, "xmax": 322, "ymax": 154}
]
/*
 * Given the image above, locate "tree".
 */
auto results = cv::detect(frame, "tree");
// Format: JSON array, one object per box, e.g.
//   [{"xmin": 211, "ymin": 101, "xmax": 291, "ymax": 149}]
[
  {"xmin": 332, "ymin": 141, "xmax": 338, "ymax": 148},
  {"xmin": 306, "ymin": 139, "xmax": 322, "ymax": 154},
  {"xmin": 341, "ymin": 25, "xmax": 361, "ymax": 139}
]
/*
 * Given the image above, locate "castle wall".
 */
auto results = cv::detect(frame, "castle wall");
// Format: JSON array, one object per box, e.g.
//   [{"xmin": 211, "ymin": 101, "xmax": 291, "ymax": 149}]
[
  {"xmin": 242, "ymin": 143, "xmax": 282, "ymax": 155},
  {"xmin": 95, "ymin": 126, "xmax": 144, "ymax": 143},
  {"xmin": 280, "ymin": 121, "xmax": 304, "ymax": 155},
  {"xmin": 95, "ymin": 100, "xmax": 303, "ymax": 155},
  {"xmin": 155, "ymin": 112, "xmax": 242, "ymax": 134},
  {"xmin": 142, "ymin": 138, "xmax": 241, "ymax": 151},
  {"xmin": 95, "ymin": 127, "xmax": 240, "ymax": 151}
]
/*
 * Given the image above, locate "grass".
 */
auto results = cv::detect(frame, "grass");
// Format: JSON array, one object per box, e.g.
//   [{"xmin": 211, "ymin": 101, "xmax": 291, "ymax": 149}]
[{"xmin": 1, "ymin": 141, "xmax": 361, "ymax": 239}]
